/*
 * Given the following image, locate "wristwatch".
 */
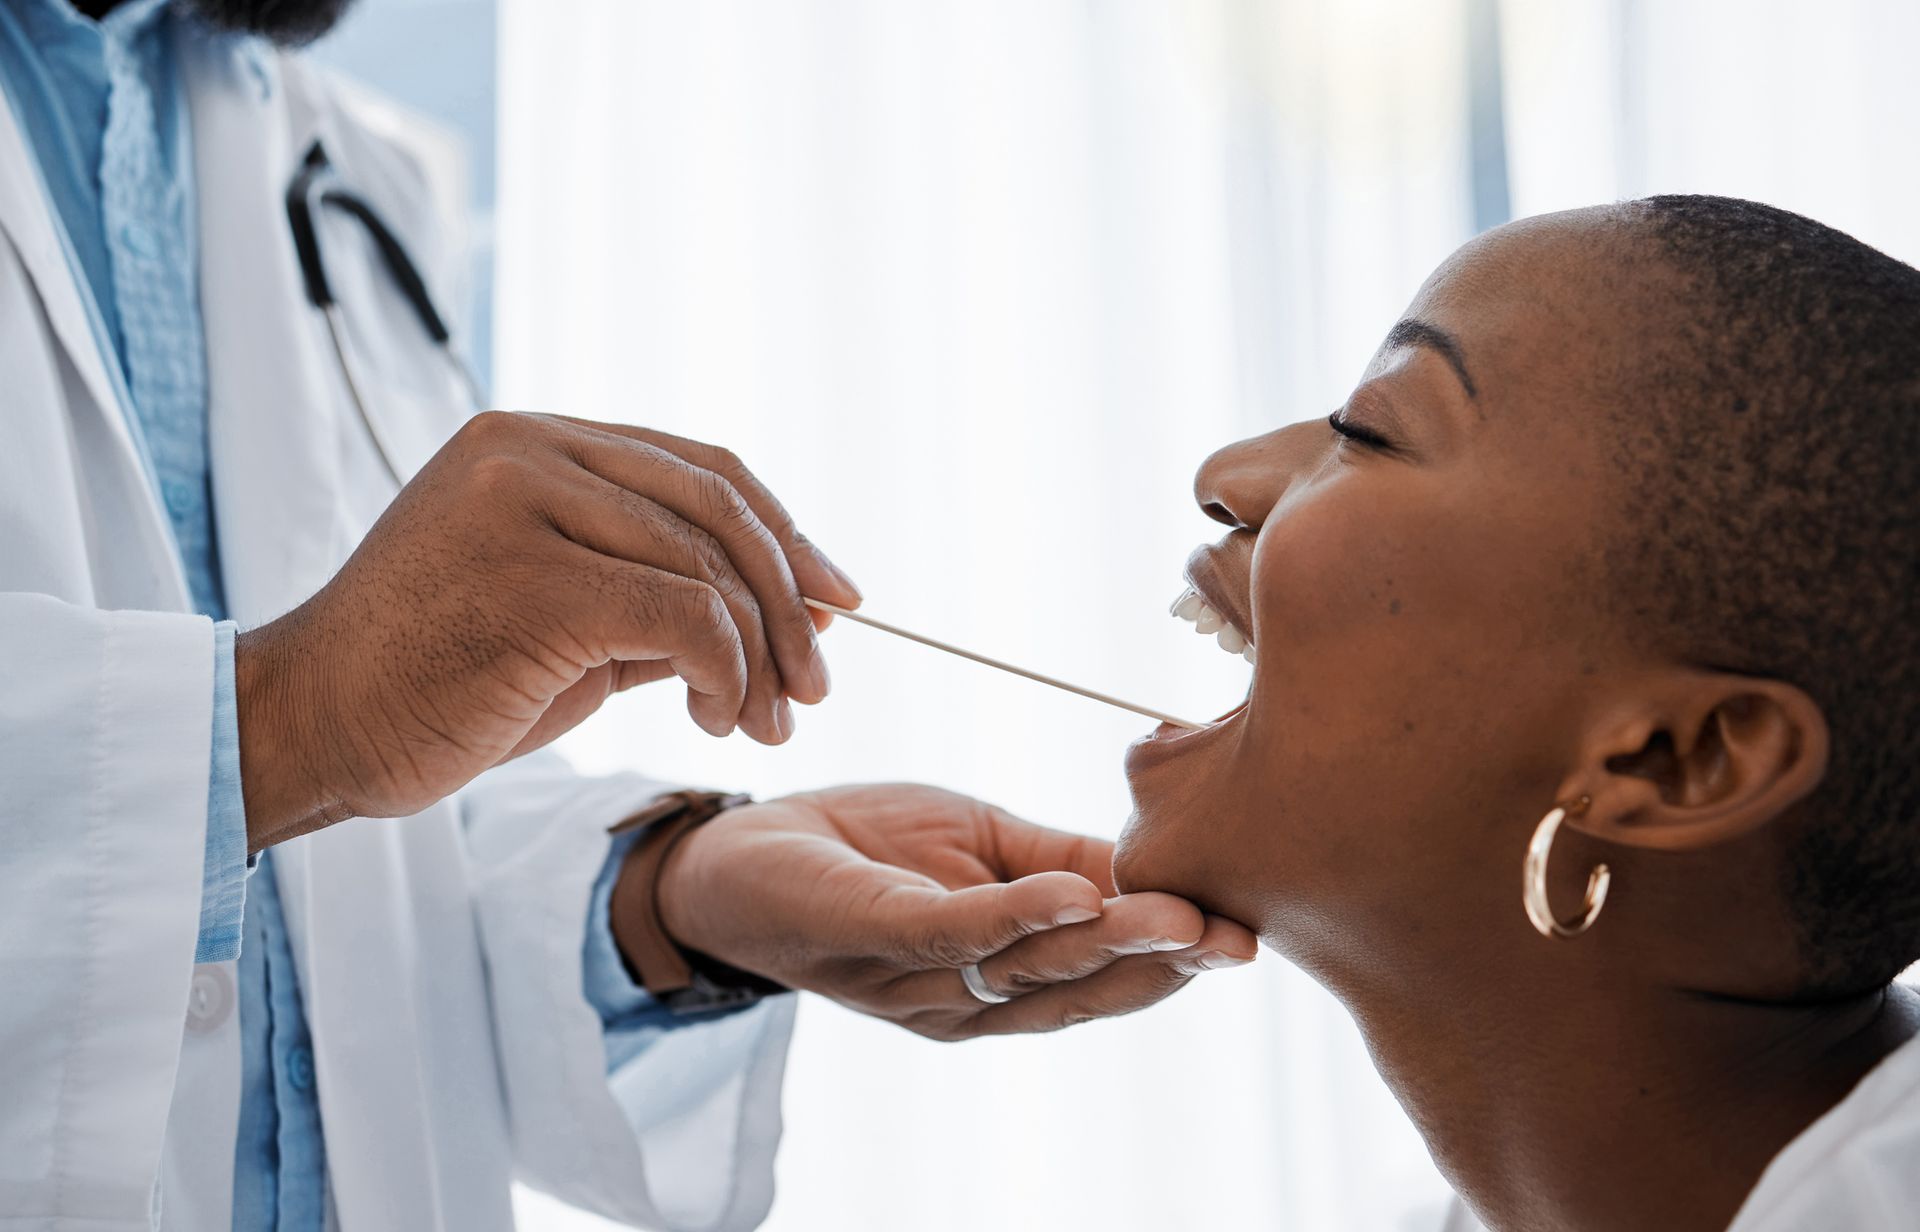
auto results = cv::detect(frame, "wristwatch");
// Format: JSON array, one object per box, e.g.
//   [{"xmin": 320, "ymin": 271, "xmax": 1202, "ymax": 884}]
[{"xmin": 607, "ymin": 789, "xmax": 788, "ymax": 1015}]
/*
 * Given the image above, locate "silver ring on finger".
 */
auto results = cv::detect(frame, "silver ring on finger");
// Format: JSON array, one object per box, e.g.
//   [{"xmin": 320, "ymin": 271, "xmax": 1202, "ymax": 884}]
[{"xmin": 959, "ymin": 962, "xmax": 1012, "ymax": 1005}]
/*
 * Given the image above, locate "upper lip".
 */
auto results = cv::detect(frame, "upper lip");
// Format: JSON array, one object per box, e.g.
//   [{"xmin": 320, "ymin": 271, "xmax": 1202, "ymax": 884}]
[{"xmin": 1184, "ymin": 535, "xmax": 1257, "ymax": 649}]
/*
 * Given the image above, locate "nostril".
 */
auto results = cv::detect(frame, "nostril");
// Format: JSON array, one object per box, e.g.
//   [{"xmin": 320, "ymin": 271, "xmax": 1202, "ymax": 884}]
[{"xmin": 1199, "ymin": 500, "xmax": 1237, "ymax": 527}]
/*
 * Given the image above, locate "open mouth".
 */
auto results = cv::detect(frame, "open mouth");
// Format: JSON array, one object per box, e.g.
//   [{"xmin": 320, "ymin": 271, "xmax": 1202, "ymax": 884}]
[
  {"xmin": 1169, "ymin": 585, "xmax": 1256, "ymax": 663},
  {"xmin": 1135, "ymin": 568, "xmax": 1257, "ymax": 748}
]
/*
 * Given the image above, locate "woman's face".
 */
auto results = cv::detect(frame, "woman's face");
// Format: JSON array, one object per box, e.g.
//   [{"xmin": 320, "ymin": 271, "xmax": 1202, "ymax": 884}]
[{"xmin": 1115, "ymin": 213, "xmax": 1650, "ymax": 982}]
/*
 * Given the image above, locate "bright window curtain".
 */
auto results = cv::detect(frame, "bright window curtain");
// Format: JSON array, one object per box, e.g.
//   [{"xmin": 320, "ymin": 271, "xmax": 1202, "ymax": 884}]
[
  {"xmin": 496, "ymin": 2, "xmax": 1475, "ymax": 1228},
  {"xmin": 1499, "ymin": 0, "xmax": 1920, "ymax": 265}
]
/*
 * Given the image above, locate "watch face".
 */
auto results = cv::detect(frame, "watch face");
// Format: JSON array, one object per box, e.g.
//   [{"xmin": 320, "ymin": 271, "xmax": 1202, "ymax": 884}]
[{"xmin": 665, "ymin": 952, "xmax": 788, "ymax": 1016}]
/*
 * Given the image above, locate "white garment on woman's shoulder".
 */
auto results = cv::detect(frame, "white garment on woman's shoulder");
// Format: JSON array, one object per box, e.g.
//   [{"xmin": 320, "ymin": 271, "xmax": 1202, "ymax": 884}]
[{"xmin": 1726, "ymin": 1024, "xmax": 1920, "ymax": 1231}]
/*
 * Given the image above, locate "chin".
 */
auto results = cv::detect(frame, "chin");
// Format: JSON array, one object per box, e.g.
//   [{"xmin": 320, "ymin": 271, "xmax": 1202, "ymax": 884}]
[
  {"xmin": 1113, "ymin": 774, "xmax": 1229, "ymax": 913},
  {"xmin": 1110, "ymin": 811, "xmax": 1159, "ymax": 897},
  {"xmin": 1116, "ymin": 695, "xmax": 1250, "ymax": 893}
]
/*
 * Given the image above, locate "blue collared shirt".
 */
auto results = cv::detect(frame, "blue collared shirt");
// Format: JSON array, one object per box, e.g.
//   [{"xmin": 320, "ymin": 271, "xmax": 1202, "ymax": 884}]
[
  {"xmin": 0, "ymin": 3, "xmax": 693, "ymax": 1227},
  {"xmin": 0, "ymin": 4, "xmax": 316, "ymax": 1228}
]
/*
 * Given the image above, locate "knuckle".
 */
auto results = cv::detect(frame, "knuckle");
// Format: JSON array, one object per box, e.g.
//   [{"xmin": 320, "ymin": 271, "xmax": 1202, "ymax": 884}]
[
  {"xmin": 916, "ymin": 931, "xmax": 990, "ymax": 971},
  {"xmin": 832, "ymin": 958, "xmax": 902, "ymax": 1003},
  {"xmin": 461, "ymin": 409, "xmax": 523, "ymax": 446},
  {"xmin": 999, "ymin": 966, "xmax": 1058, "ymax": 994},
  {"xmin": 466, "ymin": 450, "xmax": 534, "ymax": 498},
  {"xmin": 685, "ymin": 527, "xmax": 734, "ymax": 585},
  {"xmin": 1050, "ymin": 1004, "xmax": 1102, "ymax": 1033},
  {"xmin": 701, "ymin": 474, "xmax": 757, "ymax": 532},
  {"xmin": 1142, "ymin": 961, "xmax": 1195, "ymax": 999},
  {"xmin": 675, "ymin": 580, "xmax": 730, "ymax": 634}
]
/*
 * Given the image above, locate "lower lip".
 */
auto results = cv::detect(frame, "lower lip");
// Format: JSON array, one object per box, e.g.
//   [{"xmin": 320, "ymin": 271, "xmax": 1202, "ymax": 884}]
[
  {"xmin": 1155, "ymin": 699, "xmax": 1249, "ymax": 740},
  {"xmin": 1126, "ymin": 699, "xmax": 1249, "ymax": 770}
]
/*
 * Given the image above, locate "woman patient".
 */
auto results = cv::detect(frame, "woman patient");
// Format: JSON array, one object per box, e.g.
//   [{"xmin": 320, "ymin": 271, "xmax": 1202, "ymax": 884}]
[{"xmin": 1115, "ymin": 196, "xmax": 1920, "ymax": 1231}]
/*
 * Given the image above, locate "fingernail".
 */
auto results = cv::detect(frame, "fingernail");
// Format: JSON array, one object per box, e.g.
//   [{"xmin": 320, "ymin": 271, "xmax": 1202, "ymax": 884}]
[
  {"xmin": 1053, "ymin": 905, "xmax": 1100, "ymax": 926},
  {"xmin": 1195, "ymin": 951, "xmax": 1252, "ymax": 970},
  {"xmin": 774, "ymin": 698, "xmax": 795, "ymax": 741},
  {"xmin": 1148, "ymin": 937, "xmax": 1193, "ymax": 952}
]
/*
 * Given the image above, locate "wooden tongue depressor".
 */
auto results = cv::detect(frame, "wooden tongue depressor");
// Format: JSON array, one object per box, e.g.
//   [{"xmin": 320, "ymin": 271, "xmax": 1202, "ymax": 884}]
[{"xmin": 804, "ymin": 597, "xmax": 1206, "ymax": 731}]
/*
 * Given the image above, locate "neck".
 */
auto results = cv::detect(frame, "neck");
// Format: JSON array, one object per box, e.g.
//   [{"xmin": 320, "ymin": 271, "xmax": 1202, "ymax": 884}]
[{"xmin": 1348, "ymin": 967, "xmax": 1919, "ymax": 1231}]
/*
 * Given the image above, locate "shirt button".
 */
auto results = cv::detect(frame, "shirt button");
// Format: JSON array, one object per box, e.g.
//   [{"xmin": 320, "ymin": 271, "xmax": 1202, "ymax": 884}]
[
  {"xmin": 288, "ymin": 1047, "xmax": 315, "ymax": 1092},
  {"xmin": 162, "ymin": 480, "xmax": 194, "ymax": 517},
  {"xmin": 186, "ymin": 965, "xmax": 233, "ymax": 1033},
  {"xmin": 119, "ymin": 222, "xmax": 160, "ymax": 260}
]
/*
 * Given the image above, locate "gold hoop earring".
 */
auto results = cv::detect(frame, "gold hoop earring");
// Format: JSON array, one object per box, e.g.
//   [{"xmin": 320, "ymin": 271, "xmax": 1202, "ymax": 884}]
[{"xmin": 1523, "ymin": 796, "xmax": 1610, "ymax": 939}]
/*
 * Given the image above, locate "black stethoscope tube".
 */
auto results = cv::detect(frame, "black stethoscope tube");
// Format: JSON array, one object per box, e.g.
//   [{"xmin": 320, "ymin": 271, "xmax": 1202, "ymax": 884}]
[{"xmin": 284, "ymin": 138, "xmax": 483, "ymax": 485}]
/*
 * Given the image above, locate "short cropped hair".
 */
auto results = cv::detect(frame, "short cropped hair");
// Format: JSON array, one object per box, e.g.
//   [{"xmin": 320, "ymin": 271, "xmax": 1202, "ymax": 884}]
[{"xmin": 1605, "ymin": 195, "xmax": 1920, "ymax": 996}]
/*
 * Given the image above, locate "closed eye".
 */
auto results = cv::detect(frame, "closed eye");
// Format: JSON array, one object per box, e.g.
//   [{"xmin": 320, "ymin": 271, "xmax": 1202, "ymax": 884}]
[{"xmin": 1328, "ymin": 411, "xmax": 1392, "ymax": 451}]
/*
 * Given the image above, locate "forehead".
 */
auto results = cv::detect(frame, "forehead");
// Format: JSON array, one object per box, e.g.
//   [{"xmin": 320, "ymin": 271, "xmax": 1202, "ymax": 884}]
[{"xmin": 1393, "ymin": 210, "xmax": 1668, "ymax": 421}]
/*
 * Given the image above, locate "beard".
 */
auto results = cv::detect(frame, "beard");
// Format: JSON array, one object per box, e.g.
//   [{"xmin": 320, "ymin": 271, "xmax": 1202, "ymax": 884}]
[{"xmin": 178, "ymin": 0, "xmax": 360, "ymax": 47}]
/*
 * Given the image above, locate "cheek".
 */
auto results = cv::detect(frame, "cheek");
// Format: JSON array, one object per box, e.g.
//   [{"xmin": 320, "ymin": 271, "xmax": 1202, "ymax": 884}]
[
  {"xmin": 1252, "ymin": 479, "xmax": 1465, "ymax": 699},
  {"xmin": 1235, "ymin": 479, "xmax": 1566, "ymax": 890},
  {"xmin": 1250, "ymin": 471, "xmax": 1553, "ymax": 731}
]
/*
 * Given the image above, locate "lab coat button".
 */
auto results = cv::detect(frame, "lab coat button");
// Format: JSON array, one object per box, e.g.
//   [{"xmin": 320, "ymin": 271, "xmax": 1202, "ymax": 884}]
[
  {"xmin": 186, "ymin": 964, "xmax": 233, "ymax": 1033},
  {"xmin": 288, "ymin": 1047, "xmax": 315, "ymax": 1091}
]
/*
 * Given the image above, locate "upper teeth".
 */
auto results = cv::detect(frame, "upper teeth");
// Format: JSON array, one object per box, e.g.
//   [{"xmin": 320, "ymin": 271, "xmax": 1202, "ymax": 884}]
[{"xmin": 1171, "ymin": 587, "xmax": 1256, "ymax": 663}]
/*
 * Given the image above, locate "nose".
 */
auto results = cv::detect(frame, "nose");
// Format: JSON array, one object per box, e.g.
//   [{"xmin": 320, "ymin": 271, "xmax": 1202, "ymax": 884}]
[{"xmin": 1192, "ymin": 425, "xmax": 1308, "ymax": 530}]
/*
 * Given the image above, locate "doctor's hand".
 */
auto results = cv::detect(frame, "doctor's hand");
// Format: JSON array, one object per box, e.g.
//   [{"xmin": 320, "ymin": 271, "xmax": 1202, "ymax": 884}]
[
  {"xmin": 234, "ymin": 411, "xmax": 860, "ymax": 851},
  {"xmin": 621, "ymin": 783, "xmax": 1257, "ymax": 1039}
]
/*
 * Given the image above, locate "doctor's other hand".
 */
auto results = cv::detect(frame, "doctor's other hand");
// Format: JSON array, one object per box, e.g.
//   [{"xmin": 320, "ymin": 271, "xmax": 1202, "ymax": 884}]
[
  {"xmin": 619, "ymin": 783, "xmax": 1258, "ymax": 1039},
  {"xmin": 233, "ymin": 410, "xmax": 861, "ymax": 850}
]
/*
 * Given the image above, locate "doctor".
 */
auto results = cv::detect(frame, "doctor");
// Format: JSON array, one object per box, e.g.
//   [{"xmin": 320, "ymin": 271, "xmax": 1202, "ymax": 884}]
[{"xmin": 0, "ymin": 1, "xmax": 1259, "ymax": 1230}]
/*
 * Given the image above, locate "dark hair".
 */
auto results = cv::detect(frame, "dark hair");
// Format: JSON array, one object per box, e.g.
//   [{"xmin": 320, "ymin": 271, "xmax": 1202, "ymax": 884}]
[
  {"xmin": 1605, "ymin": 195, "xmax": 1920, "ymax": 995},
  {"xmin": 179, "ymin": 0, "xmax": 359, "ymax": 47}
]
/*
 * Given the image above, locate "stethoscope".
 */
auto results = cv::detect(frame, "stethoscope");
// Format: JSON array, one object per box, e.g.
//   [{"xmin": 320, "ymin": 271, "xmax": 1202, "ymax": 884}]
[{"xmin": 284, "ymin": 139, "xmax": 484, "ymax": 487}]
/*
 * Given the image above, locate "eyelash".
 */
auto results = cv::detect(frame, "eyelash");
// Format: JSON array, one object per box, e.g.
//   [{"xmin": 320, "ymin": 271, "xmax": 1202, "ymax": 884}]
[{"xmin": 1327, "ymin": 411, "xmax": 1391, "ymax": 451}]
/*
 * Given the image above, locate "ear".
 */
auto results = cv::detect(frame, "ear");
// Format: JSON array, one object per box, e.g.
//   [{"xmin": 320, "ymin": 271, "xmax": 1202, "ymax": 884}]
[{"xmin": 1562, "ymin": 672, "xmax": 1831, "ymax": 853}]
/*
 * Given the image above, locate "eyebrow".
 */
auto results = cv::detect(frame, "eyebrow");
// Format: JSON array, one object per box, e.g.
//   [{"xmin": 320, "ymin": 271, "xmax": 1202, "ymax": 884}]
[{"xmin": 1382, "ymin": 318, "xmax": 1478, "ymax": 400}]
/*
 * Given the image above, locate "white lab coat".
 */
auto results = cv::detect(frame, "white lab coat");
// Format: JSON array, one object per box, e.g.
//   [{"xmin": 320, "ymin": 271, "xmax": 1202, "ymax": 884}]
[{"xmin": 0, "ymin": 28, "xmax": 793, "ymax": 1232}]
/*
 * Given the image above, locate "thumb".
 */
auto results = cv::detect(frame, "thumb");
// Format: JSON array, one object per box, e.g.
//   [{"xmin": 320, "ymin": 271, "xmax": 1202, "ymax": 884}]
[{"xmin": 876, "ymin": 871, "xmax": 1105, "ymax": 969}]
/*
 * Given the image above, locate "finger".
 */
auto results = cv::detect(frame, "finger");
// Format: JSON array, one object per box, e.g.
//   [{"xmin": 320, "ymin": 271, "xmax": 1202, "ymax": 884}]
[
  {"xmin": 539, "ymin": 417, "xmax": 832, "ymax": 707},
  {"xmin": 606, "ymin": 658, "xmax": 681, "ymax": 691},
  {"xmin": 500, "ymin": 659, "xmax": 677, "ymax": 760},
  {"xmin": 561, "ymin": 546, "xmax": 749, "ymax": 737},
  {"xmin": 558, "ymin": 418, "xmax": 863, "ymax": 612},
  {"xmin": 873, "ymin": 891, "xmax": 1202, "ymax": 1012},
  {"xmin": 974, "ymin": 803, "xmax": 1120, "ymax": 896},
  {"xmin": 973, "ymin": 893, "xmax": 1204, "ymax": 995},
  {"xmin": 865, "ymin": 871, "xmax": 1105, "ymax": 970},
  {"xmin": 540, "ymin": 472, "xmax": 789, "ymax": 742},
  {"xmin": 956, "ymin": 916, "xmax": 1257, "ymax": 1039},
  {"xmin": 1195, "ymin": 913, "xmax": 1259, "ymax": 964}
]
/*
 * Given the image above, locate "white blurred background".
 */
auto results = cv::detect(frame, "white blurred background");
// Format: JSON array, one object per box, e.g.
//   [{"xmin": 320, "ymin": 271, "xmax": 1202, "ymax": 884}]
[{"xmin": 311, "ymin": 2, "xmax": 1920, "ymax": 1229}]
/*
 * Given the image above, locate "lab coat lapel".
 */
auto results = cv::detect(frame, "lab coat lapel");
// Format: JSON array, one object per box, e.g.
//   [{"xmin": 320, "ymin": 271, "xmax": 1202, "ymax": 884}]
[
  {"xmin": 183, "ymin": 31, "xmax": 354, "ymax": 630},
  {"xmin": 0, "ymin": 80, "xmax": 191, "ymax": 610},
  {"xmin": 183, "ymin": 38, "xmax": 451, "ymax": 1231},
  {"xmin": 0, "ymin": 86, "xmax": 130, "ymax": 445}
]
